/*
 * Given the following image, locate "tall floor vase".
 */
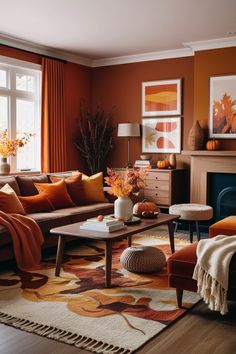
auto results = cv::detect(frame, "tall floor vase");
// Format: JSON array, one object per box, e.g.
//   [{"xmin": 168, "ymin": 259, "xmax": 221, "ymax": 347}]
[
  {"xmin": 0, "ymin": 157, "xmax": 10, "ymax": 175},
  {"xmin": 114, "ymin": 196, "xmax": 133, "ymax": 222}
]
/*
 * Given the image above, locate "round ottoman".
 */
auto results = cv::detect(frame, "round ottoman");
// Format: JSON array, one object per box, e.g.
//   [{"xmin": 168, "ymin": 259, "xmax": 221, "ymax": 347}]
[
  {"xmin": 120, "ymin": 246, "xmax": 166, "ymax": 274},
  {"xmin": 169, "ymin": 203, "xmax": 213, "ymax": 242}
]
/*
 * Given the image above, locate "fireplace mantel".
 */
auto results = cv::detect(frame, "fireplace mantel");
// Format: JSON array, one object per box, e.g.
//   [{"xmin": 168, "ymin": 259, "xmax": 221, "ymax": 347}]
[
  {"xmin": 182, "ymin": 150, "xmax": 236, "ymax": 157},
  {"xmin": 181, "ymin": 151, "xmax": 236, "ymax": 204}
]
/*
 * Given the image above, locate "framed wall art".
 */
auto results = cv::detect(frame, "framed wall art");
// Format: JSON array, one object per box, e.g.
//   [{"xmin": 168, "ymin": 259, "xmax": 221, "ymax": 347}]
[
  {"xmin": 209, "ymin": 75, "xmax": 236, "ymax": 138},
  {"xmin": 142, "ymin": 79, "xmax": 182, "ymax": 116},
  {"xmin": 141, "ymin": 117, "xmax": 181, "ymax": 153}
]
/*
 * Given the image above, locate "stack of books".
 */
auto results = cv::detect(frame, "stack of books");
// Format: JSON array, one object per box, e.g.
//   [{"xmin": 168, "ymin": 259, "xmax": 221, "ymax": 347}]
[
  {"xmin": 134, "ymin": 159, "xmax": 154, "ymax": 168},
  {"xmin": 80, "ymin": 216, "xmax": 127, "ymax": 232}
]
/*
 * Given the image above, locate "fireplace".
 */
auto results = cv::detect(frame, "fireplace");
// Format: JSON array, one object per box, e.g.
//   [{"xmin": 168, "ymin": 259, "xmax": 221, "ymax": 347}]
[
  {"xmin": 181, "ymin": 150, "xmax": 236, "ymax": 227},
  {"xmin": 207, "ymin": 172, "xmax": 236, "ymax": 221}
]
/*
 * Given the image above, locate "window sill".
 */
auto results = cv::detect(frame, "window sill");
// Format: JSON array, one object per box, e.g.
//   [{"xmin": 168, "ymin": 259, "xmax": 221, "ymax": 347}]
[{"xmin": 4, "ymin": 171, "xmax": 41, "ymax": 176}]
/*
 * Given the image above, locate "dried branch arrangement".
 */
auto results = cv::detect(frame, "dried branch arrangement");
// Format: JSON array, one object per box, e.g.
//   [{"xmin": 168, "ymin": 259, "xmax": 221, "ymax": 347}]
[{"xmin": 75, "ymin": 105, "xmax": 114, "ymax": 175}]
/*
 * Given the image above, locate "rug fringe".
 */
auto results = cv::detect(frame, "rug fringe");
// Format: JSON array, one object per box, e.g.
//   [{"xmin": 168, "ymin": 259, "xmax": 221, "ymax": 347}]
[{"xmin": 0, "ymin": 312, "xmax": 131, "ymax": 354}]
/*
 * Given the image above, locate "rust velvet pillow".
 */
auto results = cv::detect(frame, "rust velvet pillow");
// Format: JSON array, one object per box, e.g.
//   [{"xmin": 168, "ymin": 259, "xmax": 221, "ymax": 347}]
[
  {"xmin": 19, "ymin": 193, "xmax": 55, "ymax": 214},
  {"xmin": 49, "ymin": 173, "xmax": 83, "ymax": 205},
  {"xmin": 34, "ymin": 179, "xmax": 75, "ymax": 209},
  {"xmin": 0, "ymin": 184, "xmax": 26, "ymax": 215}
]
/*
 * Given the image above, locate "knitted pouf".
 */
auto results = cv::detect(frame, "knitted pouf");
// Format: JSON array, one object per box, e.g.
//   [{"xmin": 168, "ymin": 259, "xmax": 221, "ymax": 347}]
[{"xmin": 120, "ymin": 246, "xmax": 166, "ymax": 274}]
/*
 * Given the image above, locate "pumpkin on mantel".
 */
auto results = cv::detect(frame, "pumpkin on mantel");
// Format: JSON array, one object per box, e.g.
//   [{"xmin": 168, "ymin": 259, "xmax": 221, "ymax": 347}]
[
  {"xmin": 133, "ymin": 200, "xmax": 160, "ymax": 217},
  {"xmin": 157, "ymin": 160, "xmax": 170, "ymax": 169},
  {"xmin": 206, "ymin": 139, "xmax": 220, "ymax": 151}
]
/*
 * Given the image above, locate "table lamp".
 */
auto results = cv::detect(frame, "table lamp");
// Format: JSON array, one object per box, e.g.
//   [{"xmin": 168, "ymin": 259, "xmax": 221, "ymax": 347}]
[{"xmin": 117, "ymin": 123, "xmax": 140, "ymax": 168}]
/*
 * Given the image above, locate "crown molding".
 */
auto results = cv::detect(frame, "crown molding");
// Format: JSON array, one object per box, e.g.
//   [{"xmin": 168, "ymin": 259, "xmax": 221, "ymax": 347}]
[
  {"xmin": 184, "ymin": 36, "xmax": 236, "ymax": 51},
  {"xmin": 0, "ymin": 34, "xmax": 92, "ymax": 67},
  {"xmin": 91, "ymin": 48, "xmax": 193, "ymax": 67},
  {"xmin": 1, "ymin": 34, "xmax": 236, "ymax": 68}
]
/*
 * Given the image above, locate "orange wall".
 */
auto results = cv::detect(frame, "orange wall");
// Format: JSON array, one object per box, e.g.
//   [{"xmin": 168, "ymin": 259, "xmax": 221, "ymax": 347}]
[
  {"xmin": 1, "ymin": 44, "xmax": 236, "ymax": 171},
  {"xmin": 0, "ymin": 45, "xmax": 92, "ymax": 171},
  {"xmin": 194, "ymin": 47, "xmax": 236, "ymax": 150},
  {"xmin": 92, "ymin": 57, "xmax": 194, "ymax": 168},
  {"xmin": 64, "ymin": 62, "xmax": 92, "ymax": 171}
]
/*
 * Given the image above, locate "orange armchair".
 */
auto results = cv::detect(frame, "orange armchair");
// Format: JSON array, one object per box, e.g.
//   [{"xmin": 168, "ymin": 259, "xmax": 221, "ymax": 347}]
[{"xmin": 168, "ymin": 217, "xmax": 236, "ymax": 307}]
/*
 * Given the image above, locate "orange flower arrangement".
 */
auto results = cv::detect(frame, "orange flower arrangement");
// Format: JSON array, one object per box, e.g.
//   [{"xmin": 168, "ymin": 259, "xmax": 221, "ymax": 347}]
[
  {"xmin": 0, "ymin": 130, "xmax": 32, "ymax": 158},
  {"xmin": 104, "ymin": 167, "xmax": 146, "ymax": 197}
]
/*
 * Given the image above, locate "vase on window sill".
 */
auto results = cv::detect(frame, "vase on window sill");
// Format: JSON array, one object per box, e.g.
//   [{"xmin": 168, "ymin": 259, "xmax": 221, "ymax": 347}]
[{"xmin": 0, "ymin": 157, "xmax": 10, "ymax": 175}]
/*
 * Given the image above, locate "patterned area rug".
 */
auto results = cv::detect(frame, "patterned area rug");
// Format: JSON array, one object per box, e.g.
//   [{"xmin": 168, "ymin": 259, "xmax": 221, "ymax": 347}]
[{"xmin": 0, "ymin": 227, "xmax": 200, "ymax": 354}]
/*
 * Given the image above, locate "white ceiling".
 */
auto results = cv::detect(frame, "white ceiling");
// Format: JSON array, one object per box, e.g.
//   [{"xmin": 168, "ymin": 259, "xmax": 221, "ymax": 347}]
[{"xmin": 1, "ymin": 0, "xmax": 236, "ymax": 64}]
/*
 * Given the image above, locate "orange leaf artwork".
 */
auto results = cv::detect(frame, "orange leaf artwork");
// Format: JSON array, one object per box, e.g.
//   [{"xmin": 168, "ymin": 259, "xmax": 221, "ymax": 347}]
[
  {"xmin": 213, "ymin": 93, "xmax": 236, "ymax": 134},
  {"xmin": 156, "ymin": 136, "xmax": 176, "ymax": 149}
]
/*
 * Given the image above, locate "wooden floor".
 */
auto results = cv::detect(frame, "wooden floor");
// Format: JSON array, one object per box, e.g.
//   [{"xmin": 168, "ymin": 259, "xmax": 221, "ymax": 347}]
[{"xmin": 0, "ymin": 301, "xmax": 236, "ymax": 354}]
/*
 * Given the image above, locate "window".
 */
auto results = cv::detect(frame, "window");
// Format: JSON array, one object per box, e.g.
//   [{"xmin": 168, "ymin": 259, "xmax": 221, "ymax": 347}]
[{"xmin": 0, "ymin": 56, "xmax": 41, "ymax": 172}]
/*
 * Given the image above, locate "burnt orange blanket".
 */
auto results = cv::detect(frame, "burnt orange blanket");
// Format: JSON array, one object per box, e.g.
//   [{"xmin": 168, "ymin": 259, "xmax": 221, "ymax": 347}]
[{"xmin": 0, "ymin": 211, "xmax": 44, "ymax": 270}]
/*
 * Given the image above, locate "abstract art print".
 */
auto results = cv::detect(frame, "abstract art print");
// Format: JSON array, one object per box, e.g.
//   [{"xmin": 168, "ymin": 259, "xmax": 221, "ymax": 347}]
[
  {"xmin": 209, "ymin": 75, "xmax": 236, "ymax": 138},
  {"xmin": 142, "ymin": 117, "xmax": 181, "ymax": 153},
  {"xmin": 142, "ymin": 79, "xmax": 181, "ymax": 116}
]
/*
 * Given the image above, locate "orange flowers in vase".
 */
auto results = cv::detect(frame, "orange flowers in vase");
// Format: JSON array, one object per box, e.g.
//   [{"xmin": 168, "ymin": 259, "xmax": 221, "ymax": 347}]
[
  {"xmin": 0, "ymin": 130, "xmax": 32, "ymax": 158},
  {"xmin": 104, "ymin": 167, "xmax": 146, "ymax": 198}
]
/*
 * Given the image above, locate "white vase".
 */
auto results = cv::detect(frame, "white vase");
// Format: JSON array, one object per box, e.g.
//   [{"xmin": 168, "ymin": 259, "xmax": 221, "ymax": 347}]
[
  {"xmin": 0, "ymin": 157, "xmax": 10, "ymax": 175},
  {"xmin": 114, "ymin": 196, "xmax": 133, "ymax": 222}
]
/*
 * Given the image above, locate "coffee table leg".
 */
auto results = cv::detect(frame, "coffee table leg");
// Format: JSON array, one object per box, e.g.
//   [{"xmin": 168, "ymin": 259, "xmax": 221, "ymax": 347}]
[
  {"xmin": 168, "ymin": 221, "xmax": 175, "ymax": 254},
  {"xmin": 128, "ymin": 235, "xmax": 132, "ymax": 247},
  {"xmin": 105, "ymin": 240, "xmax": 113, "ymax": 288},
  {"xmin": 55, "ymin": 235, "xmax": 66, "ymax": 276}
]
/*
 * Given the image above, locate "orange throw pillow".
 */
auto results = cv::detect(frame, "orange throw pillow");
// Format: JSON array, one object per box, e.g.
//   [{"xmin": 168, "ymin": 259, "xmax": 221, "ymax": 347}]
[
  {"xmin": 34, "ymin": 180, "xmax": 75, "ymax": 209},
  {"xmin": 50, "ymin": 173, "xmax": 82, "ymax": 205},
  {"xmin": 19, "ymin": 193, "xmax": 55, "ymax": 214},
  {"xmin": 0, "ymin": 184, "xmax": 26, "ymax": 215},
  {"xmin": 72, "ymin": 171, "xmax": 107, "ymax": 204}
]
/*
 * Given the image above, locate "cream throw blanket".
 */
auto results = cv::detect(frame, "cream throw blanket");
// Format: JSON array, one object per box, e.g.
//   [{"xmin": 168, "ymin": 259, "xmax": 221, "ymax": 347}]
[{"xmin": 193, "ymin": 235, "xmax": 236, "ymax": 315}]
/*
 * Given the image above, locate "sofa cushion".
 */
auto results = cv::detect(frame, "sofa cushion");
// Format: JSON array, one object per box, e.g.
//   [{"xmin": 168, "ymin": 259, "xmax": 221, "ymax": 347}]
[
  {"xmin": 28, "ymin": 212, "xmax": 72, "ymax": 234},
  {"xmin": 209, "ymin": 216, "xmax": 236, "ymax": 238},
  {"xmin": 35, "ymin": 179, "xmax": 76, "ymax": 209},
  {"xmin": 52, "ymin": 203, "xmax": 114, "ymax": 223},
  {"xmin": 168, "ymin": 242, "xmax": 236, "ymax": 288},
  {"xmin": 49, "ymin": 174, "xmax": 83, "ymax": 206},
  {"xmin": 0, "ymin": 176, "xmax": 20, "ymax": 195},
  {"xmin": 167, "ymin": 243, "xmax": 197, "ymax": 278},
  {"xmin": 72, "ymin": 172, "xmax": 107, "ymax": 204},
  {"xmin": 19, "ymin": 193, "xmax": 55, "ymax": 214},
  {"xmin": 0, "ymin": 184, "xmax": 26, "ymax": 214},
  {"xmin": 17, "ymin": 174, "xmax": 50, "ymax": 196}
]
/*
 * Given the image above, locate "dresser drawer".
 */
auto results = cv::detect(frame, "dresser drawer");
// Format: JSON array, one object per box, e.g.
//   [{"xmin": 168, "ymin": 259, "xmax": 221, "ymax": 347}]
[
  {"xmin": 144, "ymin": 188, "xmax": 169, "ymax": 198},
  {"xmin": 143, "ymin": 192, "xmax": 169, "ymax": 206},
  {"xmin": 144, "ymin": 180, "xmax": 169, "ymax": 191},
  {"xmin": 145, "ymin": 171, "xmax": 170, "ymax": 182}
]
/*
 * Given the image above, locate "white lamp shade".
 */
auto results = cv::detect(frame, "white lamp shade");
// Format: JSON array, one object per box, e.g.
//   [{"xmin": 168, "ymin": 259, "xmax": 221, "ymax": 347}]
[{"xmin": 117, "ymin": 123, "xmax": 140, "ymax": 137}]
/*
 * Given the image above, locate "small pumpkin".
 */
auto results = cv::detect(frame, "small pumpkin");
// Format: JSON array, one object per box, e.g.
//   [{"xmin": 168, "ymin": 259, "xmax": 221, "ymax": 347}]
[
  {"xmin": 206, "ymin": 139, "xmax": 220, "ymax": 151},
  {"xmin": 133, "ymin": 200, "xmax": 160, "ymax": 217},
  {"xmin": 157, "ymin": 160, "xmax": 170, "ymax": 169}
]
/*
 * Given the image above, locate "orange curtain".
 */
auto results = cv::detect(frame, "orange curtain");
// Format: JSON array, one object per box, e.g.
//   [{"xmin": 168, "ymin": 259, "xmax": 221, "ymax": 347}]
[{"xmin": 41, "ymin": 58, "xmax": 67, "ymax": 173}]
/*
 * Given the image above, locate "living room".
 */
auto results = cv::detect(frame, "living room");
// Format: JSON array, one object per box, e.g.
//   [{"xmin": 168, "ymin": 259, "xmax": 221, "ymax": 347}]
[{"xmin": 0, "ymin": 1, "xmax": 236, "ymax": 353}]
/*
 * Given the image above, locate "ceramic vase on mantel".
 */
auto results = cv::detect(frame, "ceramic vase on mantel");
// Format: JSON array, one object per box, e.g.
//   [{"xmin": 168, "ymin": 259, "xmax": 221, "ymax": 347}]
[
  {"xmin": 187, "ymin": 120, "xmax": 205, "ymax": 150},
  {"xmin": 114, "ymin": 196, "xmax": 133, "ymax": 222},
  {"xmin": 0, "ymin": 157, "xmax": 10, "ymax": 175}
]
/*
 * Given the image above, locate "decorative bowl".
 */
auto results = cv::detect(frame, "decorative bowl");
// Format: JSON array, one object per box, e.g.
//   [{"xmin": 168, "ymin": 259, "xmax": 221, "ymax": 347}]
[{"xmin": 140, "ymin": 154, "xmax": 152, "ymax": 160}]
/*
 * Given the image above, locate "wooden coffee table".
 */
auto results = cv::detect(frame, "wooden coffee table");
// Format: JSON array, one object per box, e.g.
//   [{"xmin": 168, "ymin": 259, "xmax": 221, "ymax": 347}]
[{"xmin": 50, "ymin": 213, "xmax": 179, "ymax": 288}]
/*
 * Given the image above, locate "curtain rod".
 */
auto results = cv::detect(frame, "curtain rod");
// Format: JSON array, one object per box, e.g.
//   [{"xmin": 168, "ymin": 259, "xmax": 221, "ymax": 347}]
[{"xmin": 2, "ymin": 44, "xmax": 67, "ymax": 64}]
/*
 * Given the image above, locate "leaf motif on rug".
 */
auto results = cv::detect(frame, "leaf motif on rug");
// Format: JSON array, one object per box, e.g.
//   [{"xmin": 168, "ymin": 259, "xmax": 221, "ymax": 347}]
[{"xmin": 0, "ymin": 230, "xmax": 201, "ymax": 354}]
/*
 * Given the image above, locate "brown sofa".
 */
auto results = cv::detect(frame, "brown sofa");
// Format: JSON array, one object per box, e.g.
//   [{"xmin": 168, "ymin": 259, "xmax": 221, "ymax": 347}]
[{"xmin": 0, "ymin": 172, "xmax": 114, "ymax": 262}]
